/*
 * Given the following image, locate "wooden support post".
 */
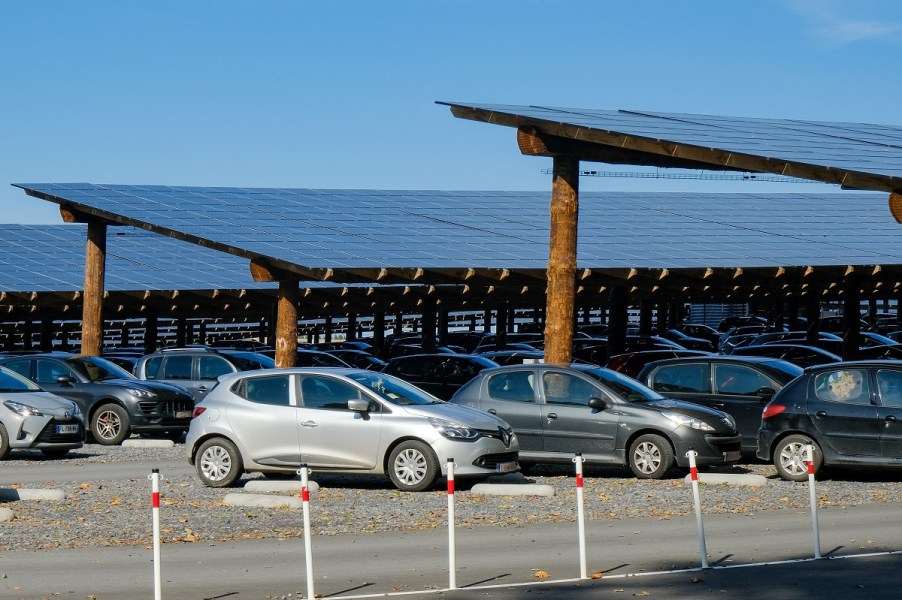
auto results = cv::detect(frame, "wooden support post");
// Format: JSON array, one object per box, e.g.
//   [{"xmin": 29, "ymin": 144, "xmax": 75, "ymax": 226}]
[
  {"xmin": 438, "ymin": 309, "xmax": 449, "ymax": 347},
  {"xmin": 639, "ymin": 300, "xmax": 653, "ymax": 335},
  {"xmin": 40, "ymin": 317, "xmax": 53, "ymax": 352},
  {"xmin": 176, "ymin": 317, "xmax": 186, "ymax": 348},
  {"xmin": 544, "ymin": 155, "xmax": 579, "ymax": 365},
  {"xmin": 496, "ymin": 305, "xmax": 508, "ymax": 350},
  {"xmin": 325, "ymin": 316, "xmax": 333, "ymax": 343},
  {"xmin": 23, "ymin": 320, "xmax": 33, "ymax": 351},
  {"xmin": 806, "ymin": 294, "xmax": 821, "ymax": 346},
  {"xmin": 81, "ymin": 220, "xmax": 107, "ymax": 356},
  {"xmin": 274, "ymin": 279, "xmax": 299, "ymax": 368},
  {"xmin": 656, "ymin": 301, "xmax": 669, "ymax": 336},
  {"xmin": 843, "ymin": 279, "xmax": 861, "ymax": 361},
  {"xmin": 347, "ymin": 313, "xmax": 358, "ymax": 341},
  {"xmin": 421, "ymin": 302, "xmax": 437, "ymax": 353},
  {"xmin": 483, "ymin": 309, "xmax": 492, "ymax": 333},
  {"xmin": 144, "ymin": 314, "xmax": 159, "ymax": 354},
  {"xmin": 373, "ymin": 312, "xmax": 385, "ymax": 355},
  {"xmin": 608, "ymin": 287, "xmax": 628, "ymax": 358}
]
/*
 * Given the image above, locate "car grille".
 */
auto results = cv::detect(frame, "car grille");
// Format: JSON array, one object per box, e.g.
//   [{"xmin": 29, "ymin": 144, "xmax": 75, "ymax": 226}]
[
  {"xmin": 479, "ymin": 427, "xmax": 515, "ymax": 448},
  {"xmin": 36, "ymin": 421, "xmax": 84, "ymax": 443},
  {"xmin": 708, "ymin": 436, "xmax": 742, "ymax": 454},
  {"xmin": 138, "ymin": 399, "xmax": 194, "ymax": 416},
  {"xmin": 473, "ymin": 452, "xmax": 518, "ymax": 469}
]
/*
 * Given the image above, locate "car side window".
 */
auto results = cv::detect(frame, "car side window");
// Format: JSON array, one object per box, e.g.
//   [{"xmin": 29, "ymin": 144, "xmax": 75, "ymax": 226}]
[
  {"xmin": 487, "ymin": 371, "xmax": 536, "ymax": 403},
  {"xmin": 159, "ymin": 356, "xmax": 193, "ymax": 380},
  {"xmin": 877, "ymin": 370, "xmax": 902, "ymax": 407},
  {"xmin": 35, "ymin": 359, "xmax": 72, "ymax": 384},
  {"xmin": 199, "ymin": 356, "xmax": 234, "ymax": 379},
  {"xmin": 239, "ymin": 374, "xmax": 292, "ymax": 406},
  {"xmin": 542, "ymin": 372, "xmax": 596, "ymax": 406},
  {"xmin": 3, "ymin": 360, "xmax": 32, "ymax": 380},
  {"xmin": 651, "ymin": 364, "xmax": 709, "ymax": 394},
  {"xmin": 815, "ymin": 369, "xmax": 870, "ymax": 405},
  {"xmin": 714, "ymin": 365, "xmax": 772, "ymax": 396},
  {"xmin": 143, "ymin": 356, "xmax": 162, "ymax": 379},
  {"xmin": 300, "ymin": 375, "xmax": 367, "ymax": 411}
]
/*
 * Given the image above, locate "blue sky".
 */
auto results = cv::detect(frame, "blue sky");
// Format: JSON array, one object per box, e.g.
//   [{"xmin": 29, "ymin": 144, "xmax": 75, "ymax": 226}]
[{"xmin": 3, "ymin": 0, "xmax": 902, "ymax": 224}]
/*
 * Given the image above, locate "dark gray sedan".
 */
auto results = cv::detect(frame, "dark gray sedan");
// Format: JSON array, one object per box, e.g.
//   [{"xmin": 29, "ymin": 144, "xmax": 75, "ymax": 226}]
[{"xmin": 449, "ymin": 364, "xmax": 741, "ymax": 479}]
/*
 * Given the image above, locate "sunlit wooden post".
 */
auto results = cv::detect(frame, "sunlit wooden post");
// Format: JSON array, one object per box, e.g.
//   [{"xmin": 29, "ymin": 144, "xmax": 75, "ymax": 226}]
[
  {"xmin": 544, "ymin": 155, "xmax": 579, "ymax": 365},
  {"xmin": 82, "ymin": 219, "xmax": 107, "ymax": 356},
  {"xmin": 275, "ymin": 279, "xmax": 299, "ymax": 368}
]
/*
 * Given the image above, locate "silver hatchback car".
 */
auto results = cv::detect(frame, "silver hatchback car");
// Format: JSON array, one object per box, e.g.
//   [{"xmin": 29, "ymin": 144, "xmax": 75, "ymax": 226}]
[{"xmin": 186, "ymin": 368, "xmax": 519, "ymax": 492}]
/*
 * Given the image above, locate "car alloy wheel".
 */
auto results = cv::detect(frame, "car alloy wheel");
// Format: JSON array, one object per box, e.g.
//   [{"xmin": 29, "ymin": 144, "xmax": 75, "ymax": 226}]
[
  {"xmin": 91, "ymin": 404, "xmax": 130, "ymax": 445},
  {"xmin": 628, "ymin": 434, "xmax": 674, "ymax": 479},
  {"xmin": 774, "ymin": 434, "xmax": 822, "ymax": 482},
  {"xmin": 388, "ymin": 440, "xmax": 439, "ymax": 492}
]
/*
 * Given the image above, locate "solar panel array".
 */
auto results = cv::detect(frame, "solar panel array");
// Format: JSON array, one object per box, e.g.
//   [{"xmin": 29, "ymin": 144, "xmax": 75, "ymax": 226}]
[
  {"xmin": 440, "ymin": 102, "xmax": 902, "ymax": 181},
  {"xmin": 13, "ymin": 184, "xmax": 902, "ymax": 278},
  {"xmin": 0, "ymin": 224, "xmax": 276, "ymax": 292}
]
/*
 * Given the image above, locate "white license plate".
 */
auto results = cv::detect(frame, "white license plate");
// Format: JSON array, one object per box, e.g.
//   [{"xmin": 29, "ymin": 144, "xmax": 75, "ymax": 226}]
[
  {"xmin": 496, "ymin": 461, "xmax": 518, "ymax": 474},
  {"xmin": 56, "ymin": 424, "xmax": 78, "ymax": 434},
  {"xmin": 723, "ymin": 451, "xmax": 742, "ymax": 461},
  {"xmin": 176, "ymin": 410, "xmax": 193, "ymax": 419}
]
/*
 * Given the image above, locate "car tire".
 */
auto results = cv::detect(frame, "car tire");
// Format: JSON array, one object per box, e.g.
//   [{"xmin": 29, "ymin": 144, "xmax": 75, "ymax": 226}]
[
  {"xmin": 196, "ymin": 437, "xmax": 244, "ymax": 488},
  {"xmin": 774, "ymin": 434, "xmax": 822, "ymax": 482},
  {"xmin": 388, "ymin": 440, "xmax": 439, "ymax": 492},
  {"xmin": 91, "ymin": 404, "xmax": 130, "ymax": 445},
  {"xmin": 41, "ymin": 448, "xmax": 71, "ymax": 459},
  {"xmin": 628, "ymin": 434, "xmax": 674, "ymax": 479},
  {"xmin": 0, "ymin": 423, "xmax": 9, "ymax": 460}
]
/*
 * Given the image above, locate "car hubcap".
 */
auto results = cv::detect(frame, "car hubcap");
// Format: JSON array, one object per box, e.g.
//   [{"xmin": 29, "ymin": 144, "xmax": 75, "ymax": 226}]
[
  {"xmin": 200, "ymin": 446, "xmax": 232, "ymax": 481},
  {"xmin": 393, "ymin": 449, "xmax": 427, "ymax": 485},
  {"xmin": 779, "ymin": 442, "xmax": 808, "ymax": 476},
  {"xmin": 95, "ymin": 410, "xmax": 121, "ymax": 440},
  {"xmin": 634, "ymin": 442, "xmax": 661, "ymax": 474}
]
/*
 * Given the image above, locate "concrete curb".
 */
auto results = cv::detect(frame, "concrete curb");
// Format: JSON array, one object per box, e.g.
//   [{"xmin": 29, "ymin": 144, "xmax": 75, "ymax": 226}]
[
  {"xmin": 684, "ymin": 473, "xmax": 768, "ymax": 487},
  {"xmin": 0, "ymin": 507, "xmax": 13, "ymax": 522},
  {"xmin": 470, "ymin": 483, "xmax": 556, "ymax": 497},
  {"xmin": 223, "ymin": 493, "xmax": 302, "ymax": 509},
  {"xmin": 0, "ymin": 488, "xmax": 66, "ymax": 501},
  {"xmin": 243, "ymin": 479, "xmax": 320, "ymax": 493},
  {"xmin": 122, "ymin": 439, "xmax": 175, "ymax": 449}
]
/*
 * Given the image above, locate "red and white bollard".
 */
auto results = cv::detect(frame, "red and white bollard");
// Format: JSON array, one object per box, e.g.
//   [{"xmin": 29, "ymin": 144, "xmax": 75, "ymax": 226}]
[
  {"xmin": 806, "ymin": 444, "xmax": 822, "ymax": 559},
  {"xmin": 299, "ymin": 465, "xmax": 316, "ymax": 600},
  {"xmin": 447, "ymin": 458, "xmax": 457, "ymax": 590},
  {"xmin": 686, "ymin": 450, "xmax": 709, "ymax": 568},
  {"xmin": 573, "ymin": 453, "xmax": 588, "ymax": 579},
  {"xmin": 149, "ymin": 468, "xmax": 162, "ymax": 600}
]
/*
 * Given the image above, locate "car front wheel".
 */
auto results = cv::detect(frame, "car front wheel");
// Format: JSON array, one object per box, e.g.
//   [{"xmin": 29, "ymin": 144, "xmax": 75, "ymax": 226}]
[
  {"xmin": 628, "ymin": 434, "xmax": 674, "ymax": 479},
  {"xmin": 0, "ymin": 423, "xmax": 9, "ymax": 460},
  {"xmin": 91, "ymin": 404, "xmax": 130, "ymax": 445},
  {"xmin": 388, "ymin": 440, "xmax": 439, "ymax": 492},
  {"xmin": 774, "ymin": 434, "xmax": 822, "ymax": 482},
  {"xmin": 196, "ymin": 437, "xmax": 244, "ymax": 487}
]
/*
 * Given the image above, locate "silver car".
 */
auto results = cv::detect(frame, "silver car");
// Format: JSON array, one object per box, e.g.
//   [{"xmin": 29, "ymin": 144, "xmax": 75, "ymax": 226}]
[
  {"xmin": 186, "ymin": 368, "xmax": 519, "ymax": 492},
  {"xmin": 0, "ymin": 365, "xmax": 85, "ymax": 459}
]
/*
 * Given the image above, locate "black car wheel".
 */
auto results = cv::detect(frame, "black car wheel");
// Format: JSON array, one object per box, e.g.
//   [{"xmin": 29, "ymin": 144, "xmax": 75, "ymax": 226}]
[
  {"xmin": 0, "ymin": 423, "xmax": 9, "ymax": 460},
  {"xmin": 388, "ymin": 440, "xmax": 439, "ymax": 492},
  {"xmin": 628, "ymin": 434, "xmax": 674, "ymax": 479},
  {"xmin": 774, "ymin": 434, "xmax": 822, "ymax": 482},
  {"xmin": 196, "ymin": 437, "xmax": 244, "ymax": 488},
  {"xmin": 91, "ymin": 403, "xmax": 130, "ymax": 445}
]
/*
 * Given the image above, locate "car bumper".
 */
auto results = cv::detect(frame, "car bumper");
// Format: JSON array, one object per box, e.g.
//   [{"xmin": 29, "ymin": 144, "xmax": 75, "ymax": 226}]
[
  {"xmin": 8, "ymin": 415, "xmax": 85, "ymax": 450},
  {"xmin": 672, "ymin": 432, "xmax": 742, "ymax": 467},
  {"xmin": 433, "ymin": 436, "xmax": 520, "ymax": 477},
  {"xmin": 756, "ymin": 426, "xmax": 776, "ymax": 462}
]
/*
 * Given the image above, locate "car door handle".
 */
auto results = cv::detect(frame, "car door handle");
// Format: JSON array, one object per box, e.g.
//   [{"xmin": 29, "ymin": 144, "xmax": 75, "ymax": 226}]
[
  {"xmin": 198, "ymin": 386, "xmax": 208, "ymax": 392},
  {"xmin": 300, "ymin": 421, "xmax": 318, "ymax": 428},
  {"xmin": 816, "ymin": 411, "xmax": 828, "ymax": 418},
  {"xmin": 886, "ymin": 415, "xmax": 897, "ymax": 423},
  {"xmin": 487, "ymin": 409, "xmax": 497, "ymax": 415},
  {"xmin": 546, "ymin": 413, "xmax": 557, "ymax": 420}
]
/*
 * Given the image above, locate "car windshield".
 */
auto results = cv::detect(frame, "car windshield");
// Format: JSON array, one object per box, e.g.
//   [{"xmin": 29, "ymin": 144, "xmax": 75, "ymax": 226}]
[
  {"xmin": 67, "ymin": 357, "xmax": 135, "ymax": 381},
  {"xmin": 0, "ymin": 366, "xmax": 42, "ymax": 392},
  {"xmin": 347, "ymin": 371, "xmax": 442, "ymax": 406},
  {"xmin": 579, "ymin": 368, "xmax": 665, "ymax": 402}
]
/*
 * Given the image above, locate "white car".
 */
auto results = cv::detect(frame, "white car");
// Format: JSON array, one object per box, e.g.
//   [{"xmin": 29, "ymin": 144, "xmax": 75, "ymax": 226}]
[
  {"xmin": 0, "ymin": 365, "xmax": 84, "ymax": 459},
  {"xmin": 186, "ymin": 368, "xmax": 519, "ymax": 492}
]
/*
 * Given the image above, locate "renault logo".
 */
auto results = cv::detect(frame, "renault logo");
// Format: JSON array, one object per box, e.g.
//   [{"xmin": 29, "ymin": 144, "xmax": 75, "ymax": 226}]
[
  {"xmin": 500, "ymin": 427, "xmax": 512, "ymax": 447},
  {"xmin": 64, "ymin": 411, "xmax": 71, "ymax": 420}
]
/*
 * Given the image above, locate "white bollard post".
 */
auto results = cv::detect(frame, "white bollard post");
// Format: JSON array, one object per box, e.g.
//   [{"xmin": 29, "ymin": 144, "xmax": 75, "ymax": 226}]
[
  {"xmin": 299, "ymin": 465, "xmax": 316, "ymax": 600},
  {"xmin": 806, "ymin": 444, "xmax": 822, "ymax": 559},
  {"xmin": 149, "ymin": 468, "xmax": 162, "ymax": 600},
  {"xmin": 573, "ymin": 453, "xmax": 588, "ymax": 579},
  {"xmin": 447, "ymin": 458, "xmax": 457, "ymax": 590},
  {"xmin": 686, "ymin": 450, "xmax": 709, "ymax": 568}
]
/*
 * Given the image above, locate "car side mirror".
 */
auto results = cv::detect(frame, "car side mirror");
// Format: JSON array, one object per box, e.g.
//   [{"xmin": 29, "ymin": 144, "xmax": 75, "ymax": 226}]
[
  {"xmin": 756, "ymin": 386, "xmax": 776, "ymax": 400},
  {"xmin": 347, "ymin": 399, "xmax": 370, "ymax": 412},
  {"xmin": 56, "ymin": 375, "xmax": 76, "ymax": 386},
  {"xmin": 588, "ymin": 397, "xmax": 612, "ymax": 410}
]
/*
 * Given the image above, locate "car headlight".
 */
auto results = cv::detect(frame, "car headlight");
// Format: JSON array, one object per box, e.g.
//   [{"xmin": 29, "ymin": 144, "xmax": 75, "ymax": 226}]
[
  {"xmin": 662, "ymin": 410, "xmax": 715, "ymax": 432},
  {"xmin": 126, "ymin": 388, "xmax": 157, "ymax": 399},
  {"xmin": 429, "ymin": 417, "xmax": 480, "ymax": 440},
  {"xmin": 3, "ymin": 400, "xmax": 44, "ymax": 417}
]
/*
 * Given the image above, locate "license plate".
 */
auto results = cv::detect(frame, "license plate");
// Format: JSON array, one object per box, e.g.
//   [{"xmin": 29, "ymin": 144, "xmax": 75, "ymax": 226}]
[
  {"xmin": 496, "ymin": 461, "xmax": 518, "ymax": 474},
  {"xmin": 175, "ymin": 410, "xmax": 193, "ymax": 419},
  {"xmin": 56, "ymin": 424, "xmax": 78, "ymax": 434},
  {"xmin": 723, "ymin": 451, "xmax": 742, "ymax": 462}
]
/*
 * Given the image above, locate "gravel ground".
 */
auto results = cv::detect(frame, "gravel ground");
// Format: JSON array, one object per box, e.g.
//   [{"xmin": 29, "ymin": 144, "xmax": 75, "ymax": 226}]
[{"xmin": 2, "ymin": 442, "xmax": 902, "ymax": 552}]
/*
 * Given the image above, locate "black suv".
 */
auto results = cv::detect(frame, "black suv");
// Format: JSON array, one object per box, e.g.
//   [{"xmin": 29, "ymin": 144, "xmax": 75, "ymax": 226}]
[{"xmin": 0, "ymin": 353, "xmax": 195, "ymax": 445}]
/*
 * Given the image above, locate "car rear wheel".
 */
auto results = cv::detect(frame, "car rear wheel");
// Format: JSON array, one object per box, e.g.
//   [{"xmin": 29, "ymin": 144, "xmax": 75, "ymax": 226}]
[
  {"xmin": 196, "ymin": 437, "xmax": 243, "ymax": 487},
  {"xmin": 91, "ymin": 404, "xmax": 130, "ymax": 445},
  {"xmin": 774, "ymin": 434, "xmax": 822, "ymax": 482},
  {"xmin": 628, "ymin": 434, "xmax": 674, "ymax": 479},
  {"xmin": 0, "ymin": 423, "xmax": 9, "ymax": 460},
  {"xmin": 388, "ymin": 440, "xmax": 439, "ymax": 492}
]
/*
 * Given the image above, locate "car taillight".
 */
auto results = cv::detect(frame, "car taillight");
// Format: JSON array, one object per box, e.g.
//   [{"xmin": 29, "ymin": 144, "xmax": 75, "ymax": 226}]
[
  {"xmin": 192, "ymin": 407, "xmax": 206, "ymax": 418},
  {"xmin": 762, "ymin": 404, "xmax": 786, "ymax": 419}
]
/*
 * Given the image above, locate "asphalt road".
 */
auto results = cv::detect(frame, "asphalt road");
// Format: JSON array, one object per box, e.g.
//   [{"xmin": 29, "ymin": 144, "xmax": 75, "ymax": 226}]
[{"xmin": 3, "ymin": 503, "xmax": 902, "ymax": 599}]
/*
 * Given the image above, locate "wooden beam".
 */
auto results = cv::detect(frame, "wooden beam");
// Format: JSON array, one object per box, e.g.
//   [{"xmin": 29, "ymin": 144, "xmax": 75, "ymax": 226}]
[
  {"xmin": 81, "ymin": 221, "xmax": 106, "ymax": 356},
  {"xmin": 544, "ymin": 155, "xmax": 579, "ymax": 365},
  {"xmin": 274, "ymin": 279, "xmax": 299, "ymax": 368}
]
